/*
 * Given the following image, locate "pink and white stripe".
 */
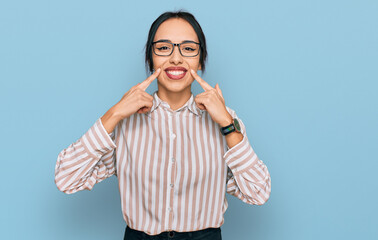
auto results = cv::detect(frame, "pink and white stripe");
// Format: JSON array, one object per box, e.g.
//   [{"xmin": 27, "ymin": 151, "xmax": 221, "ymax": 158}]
[{"xmin": 54, "ymin": 91, "xmax": 271, "ymax": 235}]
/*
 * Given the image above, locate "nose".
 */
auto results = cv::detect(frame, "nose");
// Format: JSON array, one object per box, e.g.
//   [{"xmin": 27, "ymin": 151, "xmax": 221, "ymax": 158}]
[{"xmin": 169, "ymin": 45, "xmax": 183, "ymax": 65}]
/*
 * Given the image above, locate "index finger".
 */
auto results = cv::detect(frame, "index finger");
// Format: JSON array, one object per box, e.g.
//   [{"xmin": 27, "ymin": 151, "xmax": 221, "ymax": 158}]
[
  {"xmin": 190, "ymin": 69, "xmax": 213, "ymax": 91},
  {"xmin": 138, "ymin": 68, "xmax": 161, "ymax": 91}
]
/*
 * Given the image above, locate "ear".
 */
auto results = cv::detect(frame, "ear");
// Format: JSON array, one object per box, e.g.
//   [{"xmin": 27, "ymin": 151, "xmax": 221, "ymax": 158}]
[{"xmin": 198, "ymin": 64, "xmax": 202, "ymax": 70}]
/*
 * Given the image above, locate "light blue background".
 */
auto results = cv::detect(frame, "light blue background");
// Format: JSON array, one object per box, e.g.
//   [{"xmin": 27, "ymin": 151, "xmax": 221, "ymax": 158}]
[{"xmin": 1, "ymin": 0, "xmax": 377, "ymax": 239}]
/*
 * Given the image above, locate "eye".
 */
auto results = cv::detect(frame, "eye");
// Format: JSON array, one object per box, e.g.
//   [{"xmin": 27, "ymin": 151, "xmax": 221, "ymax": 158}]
[
  {"xmin": 184, "ymin": 47, "xmax": 195, "ymax": 51},
  {"xmin": 158, "ymin": 46, "xmax": 169, "ymax": 50}
]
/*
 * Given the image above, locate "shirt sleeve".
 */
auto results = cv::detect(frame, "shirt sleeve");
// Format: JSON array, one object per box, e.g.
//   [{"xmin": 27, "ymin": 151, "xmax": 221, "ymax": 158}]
[
  {"xmin": 223, "ymin": 107, "xmax": 271, "ymax": 205},
  {"xmin": 54, "ymin": 117, "xmax": 117, "ymax": 194}
]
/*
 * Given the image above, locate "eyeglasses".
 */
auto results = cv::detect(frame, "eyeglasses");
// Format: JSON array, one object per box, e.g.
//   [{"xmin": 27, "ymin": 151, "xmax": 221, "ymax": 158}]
[{"xmin": 152, "ymin": 40, "xmax": 201, "ymax": 57}]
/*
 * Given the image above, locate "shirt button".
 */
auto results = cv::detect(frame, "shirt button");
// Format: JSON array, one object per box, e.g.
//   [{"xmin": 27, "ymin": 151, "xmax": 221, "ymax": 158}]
[
  {"xmin": 170, "ymin": 183, "xmax": 174, "ymax": 188},
  {"xmin": 171, "ymin": 133, "xmax": 176, "ymax": 139},
  {"xmin": 168, "ymin": 207, "xmax": 171, "ymax": 211},
  {"xmin": 171, "ymin": 158, "xmax": 175, "ymax": 162}
]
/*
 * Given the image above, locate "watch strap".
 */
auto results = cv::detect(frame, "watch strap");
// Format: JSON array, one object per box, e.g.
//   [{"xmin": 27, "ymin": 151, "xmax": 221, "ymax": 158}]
[{"xmin": 220, "ymin": 121, "xmax": 236, "ymax": 136}]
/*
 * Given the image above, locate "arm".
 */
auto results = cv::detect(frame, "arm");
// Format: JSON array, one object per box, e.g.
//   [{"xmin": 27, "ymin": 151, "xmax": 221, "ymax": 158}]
[
  {"xmin": 54, "ymin": 117, "xmax": 118, "ymax": 194},
  {"xmin": 223, "ymin": 107, "xmax": 271, "ymax": 205},
  {"xmin": 54, "ymin": 69, "xmax": 160, "ymax": 194}
]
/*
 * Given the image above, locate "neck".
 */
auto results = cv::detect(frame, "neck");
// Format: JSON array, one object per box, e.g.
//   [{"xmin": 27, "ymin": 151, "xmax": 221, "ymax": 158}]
[{"xmin": 156, "ymin": 84, "xmax": 192, "ymax": 111}]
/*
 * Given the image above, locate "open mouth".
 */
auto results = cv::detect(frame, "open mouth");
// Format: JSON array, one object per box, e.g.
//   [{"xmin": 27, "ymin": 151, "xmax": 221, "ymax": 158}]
[
  {"xmin": 165, "ymin": 70, "xmax": 187, "ymax": 80},
  {"xmin": 164, "ymin": 67, "xmax": 187, "ymax": 80}
]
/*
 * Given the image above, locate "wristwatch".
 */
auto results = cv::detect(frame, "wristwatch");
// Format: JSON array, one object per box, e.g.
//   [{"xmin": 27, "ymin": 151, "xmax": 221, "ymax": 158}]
[{"xmin": 220, "ymin": 118, "xmax": 241, "ymax": 136}]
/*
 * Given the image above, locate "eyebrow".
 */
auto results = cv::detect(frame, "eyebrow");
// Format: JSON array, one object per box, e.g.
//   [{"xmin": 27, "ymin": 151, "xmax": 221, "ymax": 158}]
[{"xmin": 155, "ymin": 39, "xmax": 197, "ymax": 43}]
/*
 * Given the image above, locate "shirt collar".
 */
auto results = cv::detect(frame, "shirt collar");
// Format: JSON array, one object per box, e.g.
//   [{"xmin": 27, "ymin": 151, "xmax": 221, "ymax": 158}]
[{"xmin": 146, "ymin": 91, "xmax": 204, "ymax": 117}]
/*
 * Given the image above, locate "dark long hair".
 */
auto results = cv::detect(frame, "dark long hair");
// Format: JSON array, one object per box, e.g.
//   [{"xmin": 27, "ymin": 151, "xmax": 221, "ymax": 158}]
[{"xmin": 144, "ymin": 10, "xmax": 208, "ymax": 75}]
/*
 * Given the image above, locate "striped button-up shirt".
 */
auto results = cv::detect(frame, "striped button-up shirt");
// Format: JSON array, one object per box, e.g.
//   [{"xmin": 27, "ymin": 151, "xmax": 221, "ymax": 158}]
[{"xmin": 54, "ymin": 90, "xmax": 271, "ymax": 235}]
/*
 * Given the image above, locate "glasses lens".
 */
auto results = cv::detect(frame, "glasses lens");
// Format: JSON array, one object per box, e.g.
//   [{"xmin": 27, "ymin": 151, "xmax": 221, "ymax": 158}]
[
  {"xmin": 181, "ymin": 43, "xmax": 199, "ymax": 57},
  {"xmin": 153, "ymin": 42, "xmax": 172, "ymax": 56}
]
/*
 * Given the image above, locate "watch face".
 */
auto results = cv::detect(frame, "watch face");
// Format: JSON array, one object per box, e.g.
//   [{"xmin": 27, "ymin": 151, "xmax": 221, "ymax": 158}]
[{"xmin": 233, "ymin": 118, "xmax": 241, "ymax": 132}]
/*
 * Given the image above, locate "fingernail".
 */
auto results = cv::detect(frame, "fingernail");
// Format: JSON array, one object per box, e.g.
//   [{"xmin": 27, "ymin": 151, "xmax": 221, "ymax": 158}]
[
  {"xmin": 157, "ymin": 68, "xmax": 161, "ymax": 72},
  {"xmin": 191, "ymin": 69, "xmax": 195, "ymax": 73}
]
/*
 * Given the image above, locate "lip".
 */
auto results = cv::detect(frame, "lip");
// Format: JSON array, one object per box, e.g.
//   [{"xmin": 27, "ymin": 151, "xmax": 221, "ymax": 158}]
[
  {"xmin": 164, "ymin": 66, "xmax": 187, "ymax": 71},
  {"xmin": 164, "ymin": 66, "xmax": 188, "ymax": 80}
]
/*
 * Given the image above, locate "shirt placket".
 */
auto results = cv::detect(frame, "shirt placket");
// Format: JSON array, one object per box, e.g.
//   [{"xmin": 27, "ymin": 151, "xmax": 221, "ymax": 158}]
[{"xmin": 166, "ymin": 109, "xmax": 177, "ymax": 232}]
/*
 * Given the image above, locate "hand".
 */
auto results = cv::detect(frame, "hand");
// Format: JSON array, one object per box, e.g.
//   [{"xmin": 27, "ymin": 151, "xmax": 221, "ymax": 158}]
[
  {"xmin": 190, "ymin": 69, "xmax": 233, "ymax": 127},
  {"xmin": 114, "ymin": 68, "xmax": 161, "ymax": 119}
]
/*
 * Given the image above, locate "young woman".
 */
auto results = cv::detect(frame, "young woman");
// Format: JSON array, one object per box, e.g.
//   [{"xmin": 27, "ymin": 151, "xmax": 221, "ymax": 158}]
[{"xmin": 55, "ymin": 10, "xmax": 271, "ymax": 240}]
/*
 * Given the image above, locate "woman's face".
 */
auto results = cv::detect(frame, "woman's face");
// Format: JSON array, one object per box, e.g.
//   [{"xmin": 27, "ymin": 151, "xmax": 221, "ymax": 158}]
[{"xmin": 152, "ymin": 18, "xmax": 202, "ymax": 93}]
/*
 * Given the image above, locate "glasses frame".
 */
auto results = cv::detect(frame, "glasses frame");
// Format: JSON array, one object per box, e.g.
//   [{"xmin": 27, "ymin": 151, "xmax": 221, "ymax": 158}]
[{"xmin": 152, "ymin": 40, "xmax": 201, "ymax": 57}]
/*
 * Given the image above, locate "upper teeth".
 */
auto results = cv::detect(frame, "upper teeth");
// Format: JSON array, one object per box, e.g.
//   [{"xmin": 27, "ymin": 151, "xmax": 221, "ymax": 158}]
[{"xmin": 167, "ymin": 71, "xmax": 185, "ymax": 75}]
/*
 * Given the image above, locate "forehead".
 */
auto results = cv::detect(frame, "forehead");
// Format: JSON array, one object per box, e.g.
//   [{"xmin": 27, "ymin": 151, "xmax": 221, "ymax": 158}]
[{"xmin": 154, "ymin": 18, "xmax": 199, "ymax": 42}]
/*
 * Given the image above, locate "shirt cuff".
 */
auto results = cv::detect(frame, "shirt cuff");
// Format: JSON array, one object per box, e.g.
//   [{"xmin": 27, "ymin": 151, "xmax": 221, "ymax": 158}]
[
  {"xmin": 222, "ymin": 111, "xmax": 259, "ymax": 175},
  {"xmin": 80, "ymin": 117, "xmax": 117, "ymax": 159},
  {"xmin": 223, "ymin": 130, "xmax": 257, "ymax": 175}
]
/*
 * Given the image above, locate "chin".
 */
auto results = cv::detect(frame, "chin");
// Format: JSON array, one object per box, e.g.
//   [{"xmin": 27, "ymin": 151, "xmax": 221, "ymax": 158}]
[
  {"xmin": 165, "ymin": 84, "xmax": 190, "ymax": 93},
  {"xmin": 158, "ymin": 76, "xmax": 192, "ymax": 91}
]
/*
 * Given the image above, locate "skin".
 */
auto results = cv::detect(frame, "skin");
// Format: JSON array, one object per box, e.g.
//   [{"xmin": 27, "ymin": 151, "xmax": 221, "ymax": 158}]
[
  {"xmin": 101, "ymin": 17, "xmax": 244, "ymax": 148},
  {"xmin": 152, "ymin": 17, "xmax": 201, "ymax": 110}
]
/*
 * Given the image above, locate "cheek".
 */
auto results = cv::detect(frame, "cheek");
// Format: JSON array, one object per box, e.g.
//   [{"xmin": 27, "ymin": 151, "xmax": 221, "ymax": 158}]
[
  {"xmin": 190, "ymin": 58, "xmax": 201, "ymax": 70},
  {"xmin": 152, "ymin": 56, "xmax": 163, "ymax": 70}
]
